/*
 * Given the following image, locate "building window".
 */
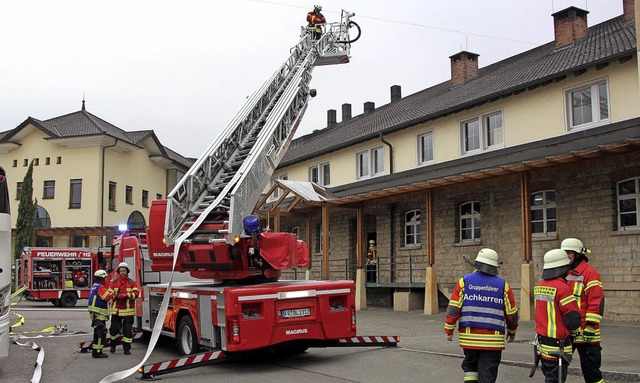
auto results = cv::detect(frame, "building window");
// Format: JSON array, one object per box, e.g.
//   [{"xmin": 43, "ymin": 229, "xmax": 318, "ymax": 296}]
[
  {"xmin": 356, "ymin": 146, "xmax": 384, "ymax": 179},
  {"xmin": 43, "ymin": 180, "xmax": 55, "ymax": 199},
  {"xmin": 127, "ymin": 210, "xmax": 146, "ymax": 230},
  {"xmin": 45, "ymin": 157, "xmax": 50, "ymax": 165},
  {"xmin": 108, "ymin": 182, "xmax": 117, "ymax": 211},
  {"xmin": 34, "ymin": 158, "xmax": 39, "ymax": 166},
  {"xmin": 566, "ymin": 79, "xmax": 609, "ymax": 130},
  {"xmin": 531, "ymin": 190, "xmax": 556, "ymax": 235},
  {"xmin": 23, "ymin": 159, "xmax": 28, "ymax": 167},
  {"xmin": 16, "ymin": 182, "xmax": 22, "ymax": 200},
  {"xmin": 461, "ymin": 110, "xmax": 504, "ymax": 155},
  {"xmin": 69, "ymin": 179, "xmax": 82, "ymax": 208},
  {"xmin": 460, "ymin": 201, "xmax": 481, "ymax": 242},
  {"xmin": 34, "ymin": 205, "xmax": 51, "ymax": 228},
  {"xmin": 156, "ymin": 193, "xmax": 162, "ymax": 200},
  {"xmin": 309, "ymin": 163, "xmax": 330, "ymax": 186},
  {"xmin": 418, "ymin": 131, "xmax": 434, "ymax": 165},
  {"xmin": 617, "ymin": 177, "xmax": 640, "ymax": 230},
  {"xmin": 270, "ymin": 174, "xmax": 288, "ymax": 200},
  {"xmin": 56, "ymin": 156, "xmax": 62, "ymax": 164},
  {"xmin": 404, "ymin": 210, "xmax": 421, "ymax": 246},
  {"xmin": 126, "ymin": 186, "xmax": 133, "ymax": 205},
  {"xmin": 12, "ymin": 159, "xmax": 17, "ymax": 167},
  {"xmin": 142, "ymin": 190, "xmax": 149, "ymax": 208}
]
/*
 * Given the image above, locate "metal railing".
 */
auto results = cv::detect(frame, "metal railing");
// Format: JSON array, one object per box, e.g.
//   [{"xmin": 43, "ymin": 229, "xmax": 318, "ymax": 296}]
[{"xmin": 278, "ymin": 253, "xmax": 427, "ymax": 287}]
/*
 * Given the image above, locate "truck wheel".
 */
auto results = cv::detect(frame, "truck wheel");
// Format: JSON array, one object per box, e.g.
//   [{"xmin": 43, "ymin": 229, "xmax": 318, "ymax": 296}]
[
  {"xmin": 59, "ymin": 292, "xmax": 78, "ymax": 308},
  {"xmin": 177, "ymin": 316, "xmax": 198, "ymax": 355}
]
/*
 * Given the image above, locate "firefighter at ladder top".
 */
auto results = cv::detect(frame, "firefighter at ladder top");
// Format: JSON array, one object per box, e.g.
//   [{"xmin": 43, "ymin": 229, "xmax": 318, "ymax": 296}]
[
  {"xmin": 108, "ymin": 262, "xmax": 140, "ymax": 355},
  {"xmin": 88, "ymin": 269, "xmax": 114, "ymax": 359},
  {"xmin": 534, "ymin": 249, "xmax": 582, "ymax": 383},
  {"xmin": 561, "ymin": 238, "xmax": 605, "ymax": 383},
  {"xmin": 444, "ymin": 248, "xmax": 519, "ymax": 383},
  {"xmin": 307, "ymin": 4, "xmax": 325, "ymax": 40}
]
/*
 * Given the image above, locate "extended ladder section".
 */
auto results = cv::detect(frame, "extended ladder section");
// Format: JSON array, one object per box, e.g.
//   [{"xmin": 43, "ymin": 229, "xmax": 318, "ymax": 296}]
[{"xmin": 165, "ymin": 11, "xmax": 359, "ymax": 245}]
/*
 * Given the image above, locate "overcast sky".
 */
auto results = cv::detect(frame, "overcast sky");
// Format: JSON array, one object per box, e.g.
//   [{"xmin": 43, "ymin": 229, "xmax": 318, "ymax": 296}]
[{"xmin": 0, "ymin": 1, "xmax": 623, "ymax": 159}]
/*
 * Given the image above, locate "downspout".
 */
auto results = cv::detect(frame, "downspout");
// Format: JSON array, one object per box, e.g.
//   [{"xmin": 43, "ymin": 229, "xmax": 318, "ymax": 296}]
[
  {"xmin": 379, "ymin": 132, "xmax": 393, "ymax": 174},
  {"xmin": 101, "ymin": 138, "xmax": 119, "ymax": 229}
]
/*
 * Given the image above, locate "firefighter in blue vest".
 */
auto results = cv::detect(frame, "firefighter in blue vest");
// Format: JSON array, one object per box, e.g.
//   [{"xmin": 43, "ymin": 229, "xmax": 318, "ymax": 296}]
[
  {"xmin": 445, "ymin": 248, "xmax": 519, "ymax": 383},
  {"xmin": 88, "ymin": 269, "xmax": 114, "ymax": 358}
]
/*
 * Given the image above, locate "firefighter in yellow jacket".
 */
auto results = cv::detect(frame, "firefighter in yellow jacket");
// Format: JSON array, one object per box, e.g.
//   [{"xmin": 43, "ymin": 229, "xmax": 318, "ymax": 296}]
[
  {"xmin": 108, "ymin": 262, "xmax": 140, "ymax": 355},
  {"xmin": 445, "ymin": 248, "xmax": 519, "ymax": 383}
]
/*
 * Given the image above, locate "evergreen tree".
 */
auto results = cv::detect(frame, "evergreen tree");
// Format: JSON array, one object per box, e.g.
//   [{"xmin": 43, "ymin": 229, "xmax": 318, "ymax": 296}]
[{"xmin": 14, "ymin": 160, "xmax": 36, "ymax": 259}]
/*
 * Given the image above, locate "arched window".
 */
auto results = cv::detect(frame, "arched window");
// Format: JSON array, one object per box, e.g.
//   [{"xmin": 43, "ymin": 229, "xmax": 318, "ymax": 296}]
[
  {"xmin": 127, "ymin": 210, "xmax": 146, "ymax": 230},
  {"xmin": 33, "ymin": 205, "xmax": 51, "ymax": 228},
  {"xmin": 404, "ymin": 210, "xmax": 421, "ymax": 246}
]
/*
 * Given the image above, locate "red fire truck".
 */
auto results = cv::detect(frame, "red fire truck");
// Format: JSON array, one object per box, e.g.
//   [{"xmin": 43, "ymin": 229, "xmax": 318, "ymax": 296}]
[
  {"xmin": 18, "ymin": 247, "xmax": 112, "ymax": 307},
  {"xmin": 93, "ymin": 13, "xmax": 395, "ymax": 381}
]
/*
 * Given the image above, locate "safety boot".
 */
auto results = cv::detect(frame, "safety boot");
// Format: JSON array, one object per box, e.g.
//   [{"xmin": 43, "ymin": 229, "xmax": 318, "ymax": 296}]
[
  {"xmin": 124, "ymin": 349, "xmax": 131, "ymax": 355},
  {"xmin": 92, "ymin": 351, "xmax": 108, "ymax": 359},
  {"xmin": 110, "ymin": 343, "xmax": 117, "ymax": 353}
]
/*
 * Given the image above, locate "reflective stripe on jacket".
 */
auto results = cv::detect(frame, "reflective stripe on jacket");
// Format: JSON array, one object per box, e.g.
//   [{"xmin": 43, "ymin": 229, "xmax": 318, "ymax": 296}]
[
  {"xmin": 88, "ymin": 282, "xmax": 112, "ymax": 317},
  {"xmin": 567, "ymin": 259, "xmax": 604, "ymax": 343},
  {"xmin": 534, "ymin": 277, "xmax": 580, "ymax": 360},
  {"xmin": 444, "ymin": 271, "xmax": 518, "ymax": 350},
  {"xmin": 108, "ymin": 277, "xmax": 140, "ymax": 316}
]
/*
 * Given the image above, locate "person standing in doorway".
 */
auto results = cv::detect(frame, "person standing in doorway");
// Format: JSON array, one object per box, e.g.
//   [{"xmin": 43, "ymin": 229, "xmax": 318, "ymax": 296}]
[
  {"xmin": 444, "ymin": 248, "xmax": 519, "ymax": 383},
  {"xmin": 561, "ymin": 238, "xmax": 605, "ymax": 383},
  {"xmin": 366, "ymin": 240, "xmax": 377, "ymax": 283}
]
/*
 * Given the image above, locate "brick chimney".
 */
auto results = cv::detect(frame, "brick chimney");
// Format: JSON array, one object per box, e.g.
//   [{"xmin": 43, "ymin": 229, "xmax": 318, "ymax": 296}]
[
  {"xmin": 390, "ymin": 85, "xmax": 402, "ymax": 102},
  {"xmin": 364, "ymin": 101, "xmax": 375, "ymax": 115},
  {"xmin": 552, "ymin": 6, "xmax": 589, "ymax": 48},
  {"xmin": 327, "ymin": 109, "xmax": 337, "ymax": 127},
  {"xmin": 342, "ymin": 103, "xmax": 352, "ymax": 122},
  {"xmin": 623, "ymin": 0, "xmax": 635, "ymax": 23},
  {"xmin": 450, "ymin": 51, "xmax": 479, "ymax": 87}
]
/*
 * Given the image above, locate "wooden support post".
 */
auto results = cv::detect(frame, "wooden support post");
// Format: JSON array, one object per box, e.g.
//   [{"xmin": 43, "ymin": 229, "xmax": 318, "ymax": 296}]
[{"xmin": 322, "ymin": 205, "xmax": 329, "ymax": 280}]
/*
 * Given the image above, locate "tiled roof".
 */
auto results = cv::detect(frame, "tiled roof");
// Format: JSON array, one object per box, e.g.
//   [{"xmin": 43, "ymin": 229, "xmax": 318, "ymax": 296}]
[
  {"xmin": 281, "ymin": 15, "xmax": 636, "ymax": 167},
  {"xmin": 0, "ymin": 108, "xmax": 192, "ymax": 169}
]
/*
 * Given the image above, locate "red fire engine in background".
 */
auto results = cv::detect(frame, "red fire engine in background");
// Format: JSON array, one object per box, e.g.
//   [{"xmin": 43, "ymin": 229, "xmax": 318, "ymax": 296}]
[{"xmin": 17, "ymin": 247, "xmax": 112, "ymax": 307}]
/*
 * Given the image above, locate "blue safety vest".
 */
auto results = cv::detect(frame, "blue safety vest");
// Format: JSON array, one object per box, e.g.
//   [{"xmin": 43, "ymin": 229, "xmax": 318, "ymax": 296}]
[
  {"xmin": 459, "ymin": 272, "xmax": 506, "ymax": 332},
  {"xmin": 88, "ymin": 282, "xmax": 109, "ymax": 316}
]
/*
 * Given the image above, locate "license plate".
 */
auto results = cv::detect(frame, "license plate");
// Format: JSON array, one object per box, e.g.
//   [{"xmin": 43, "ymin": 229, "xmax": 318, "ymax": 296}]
[{"xmin": 281, "ymin": 308, "xmax": 311, "ymax": 319}]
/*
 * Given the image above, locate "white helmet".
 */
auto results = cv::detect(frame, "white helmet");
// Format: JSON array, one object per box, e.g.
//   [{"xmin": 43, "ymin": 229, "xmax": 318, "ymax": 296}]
[
  {"xmin": 117, "ymin": 262, "xmax": 130, "ymax": 274},
  {"xmin": 314, "ymin": 4, "xmax": 322, "ymax": 11},
  {"xmin": 542, "ymin": 249, "xmax": 571, "ymax": 279},
  {"xmin": 561, "ymin": 238, "xmax": 585, "ymax": 254},
  {"xmin": 94, "ymin": 269, "xmax": 108, "ymax": 279},
  {"xmin": 474, "ymin": 248, "xmax": 499, "ymax": 276}
]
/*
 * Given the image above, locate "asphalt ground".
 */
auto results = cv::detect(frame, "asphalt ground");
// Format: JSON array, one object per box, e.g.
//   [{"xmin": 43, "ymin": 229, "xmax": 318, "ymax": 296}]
[{"xmin": 1, "ymin": 300, "xmax": 639, "ymax": 382}]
